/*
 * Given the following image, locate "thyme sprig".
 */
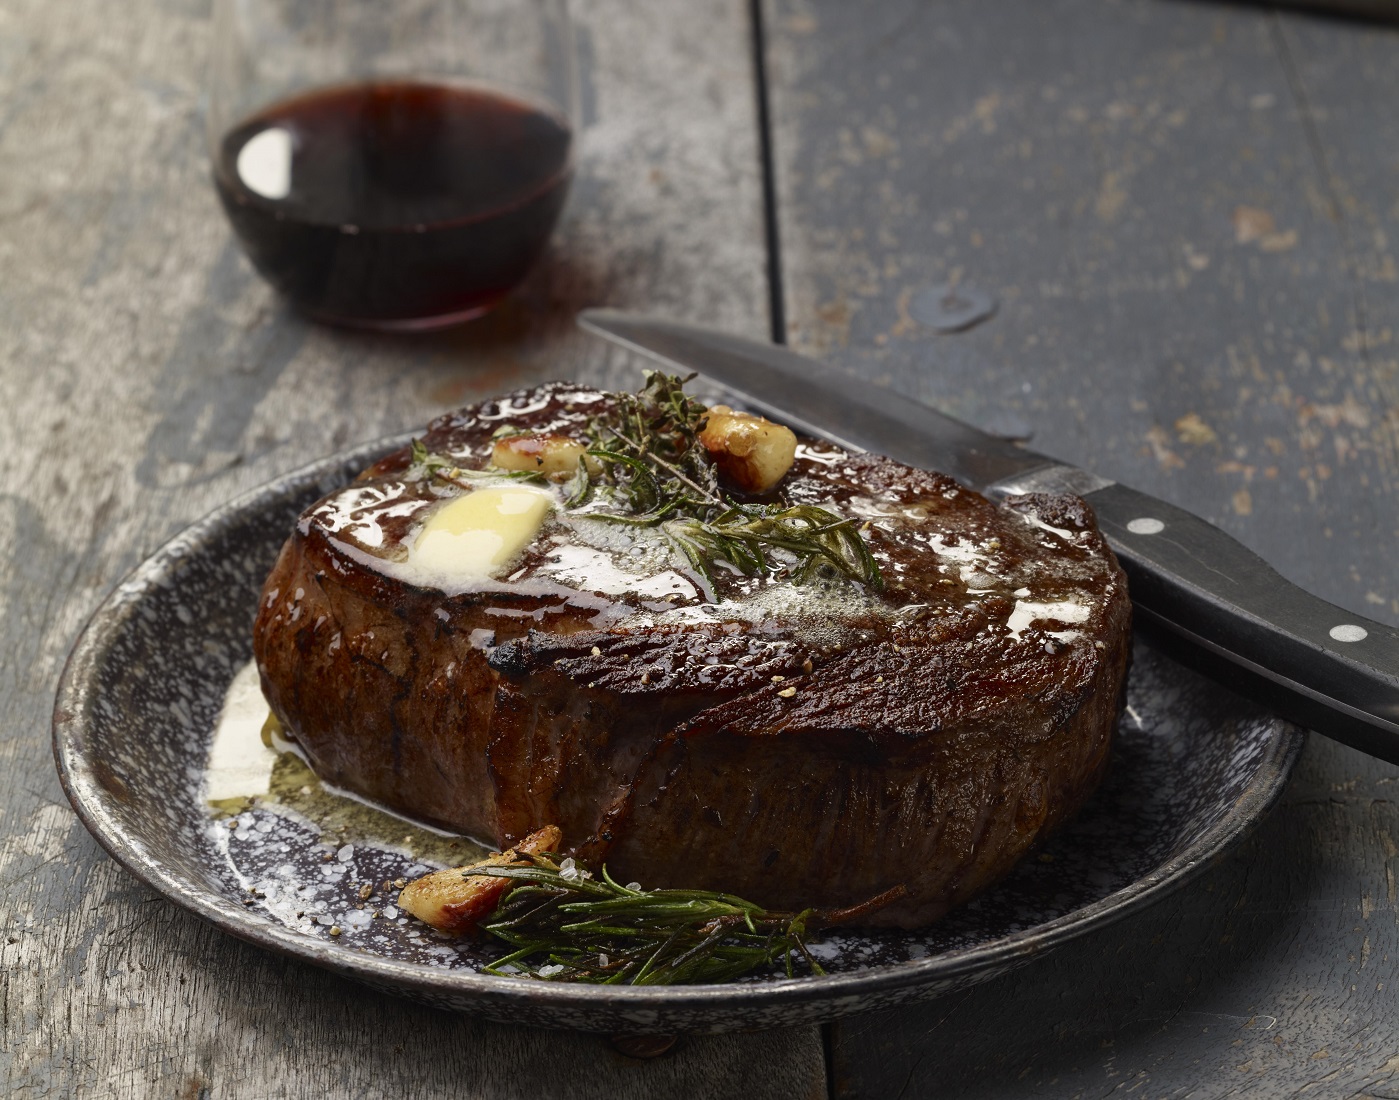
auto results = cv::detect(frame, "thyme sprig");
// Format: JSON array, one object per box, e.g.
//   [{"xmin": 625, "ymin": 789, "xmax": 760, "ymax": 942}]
[
  {"xmin": 567, "ymin": 372, "xmax": 883, "ymax": 591},
  {"xmin": 407, "ymin": 438, "xmax": 545, "ymax": 490},
  {"xmin": 464, "ymin": 850, "xmax": 904, "ymax": 985}
]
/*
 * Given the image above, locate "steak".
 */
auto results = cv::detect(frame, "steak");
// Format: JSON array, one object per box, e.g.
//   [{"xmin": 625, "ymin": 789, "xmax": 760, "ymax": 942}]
[{"xmin": 253, "ymin": 381, "xmax": 1131, "ymax": 928}]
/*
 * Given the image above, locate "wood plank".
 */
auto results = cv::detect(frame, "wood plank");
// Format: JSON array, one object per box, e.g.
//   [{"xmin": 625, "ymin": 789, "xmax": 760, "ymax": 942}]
[
  {"xmin": 763, "ymin": 0, "xmax": 1399, "ymax": 1095},
  {"xmin": 767, "ymin": 0, "xmax": 1399, "ymax": 620},
  {"xmin": 0, "ymin": 0, "xmax": 826, "ymax": 1094}
]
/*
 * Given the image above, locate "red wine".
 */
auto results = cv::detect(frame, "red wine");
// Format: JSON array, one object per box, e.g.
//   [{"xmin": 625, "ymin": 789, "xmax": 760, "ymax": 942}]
[{"xmin": 215, "ymin": 81, "xmax": 573, "ymax": 328}]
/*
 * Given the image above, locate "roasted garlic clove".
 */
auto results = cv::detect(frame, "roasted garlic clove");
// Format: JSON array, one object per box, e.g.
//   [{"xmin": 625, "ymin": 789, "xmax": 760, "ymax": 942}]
[
  {"xmin": 699, "ymin": 406, "xmax": 797, "ymax": 493},
  {"xmin": 491, "ymin": 433, "xmax": 592, "ymax": 479},
  {"xmin": 398, "ymin": 824, "xmax": 563, "ymax": 935}
]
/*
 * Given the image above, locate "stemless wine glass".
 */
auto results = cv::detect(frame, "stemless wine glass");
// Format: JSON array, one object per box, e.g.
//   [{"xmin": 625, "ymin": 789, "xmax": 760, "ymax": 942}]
[{"xmin": 209, "ymin": 0, "xmax": 577, "ymax": 331}]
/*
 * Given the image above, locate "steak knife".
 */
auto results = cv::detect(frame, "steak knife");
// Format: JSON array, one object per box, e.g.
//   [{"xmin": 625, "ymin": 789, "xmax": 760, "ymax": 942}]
[{"xmin": 579, "ymin": 309, "xmax": 1399, "ymax": 765}]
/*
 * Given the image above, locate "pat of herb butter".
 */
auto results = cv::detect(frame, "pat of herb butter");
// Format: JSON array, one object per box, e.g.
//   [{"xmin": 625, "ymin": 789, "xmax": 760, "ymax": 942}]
[{"xmin": 411, "ymin": 487, "xmax": 553, "ymax": 579}]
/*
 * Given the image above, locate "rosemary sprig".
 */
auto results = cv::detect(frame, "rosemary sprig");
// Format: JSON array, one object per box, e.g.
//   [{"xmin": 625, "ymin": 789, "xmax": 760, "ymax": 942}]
[
  {"xmin": 464, "ymin": 851, "xmax": 829, "ymax": 985},
  {"xmin": 568, "ymin": 372, "xmax": 883, "ymax": 591}
]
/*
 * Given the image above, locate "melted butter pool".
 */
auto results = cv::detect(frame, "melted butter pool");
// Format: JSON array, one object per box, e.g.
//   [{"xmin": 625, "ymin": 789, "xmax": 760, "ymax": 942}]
[{"xmin": 204, "ymin": 661, "xmax": 490, "ymax": 959}]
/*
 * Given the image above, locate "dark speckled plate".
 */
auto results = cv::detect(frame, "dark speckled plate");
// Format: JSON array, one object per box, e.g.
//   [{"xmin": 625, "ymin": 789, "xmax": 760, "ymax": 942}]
[{"xmin": 53, "ymin": 437, "xmax": 1304, "ymax": 1035}]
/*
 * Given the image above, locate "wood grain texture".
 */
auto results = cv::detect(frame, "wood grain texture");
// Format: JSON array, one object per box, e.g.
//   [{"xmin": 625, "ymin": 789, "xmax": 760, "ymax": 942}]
[
  {"xmin": 763, "ymin": 0, "xmax": 1399, "ymax": 1095},
  {"xmin": 0, "ymin": 0, "xmax": 827, "ymax": 1095}
]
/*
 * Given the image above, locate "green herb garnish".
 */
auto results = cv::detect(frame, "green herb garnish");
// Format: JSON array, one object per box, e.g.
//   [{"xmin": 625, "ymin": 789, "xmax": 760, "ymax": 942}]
[
  {"xmin": 464, "ymin": 849, "xmax": 904, "ymax": 985},
  {"xmin": 568, "ymin": 372, "xmax": 882, "ymax": 591},
  {"xmin": 407, "ymin": 438, "xmax": 545, "ymax": 488}
]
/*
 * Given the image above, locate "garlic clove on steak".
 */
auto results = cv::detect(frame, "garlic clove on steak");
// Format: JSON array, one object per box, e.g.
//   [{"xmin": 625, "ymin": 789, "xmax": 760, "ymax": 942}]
[
  {"xmin": 699, "ymin": 406, "xmax": 797, "ymax": 494},
  {"xmin": 491, "ymin": 432, "xmax": 594, "ymax": 480},
  {"xmin": 398, "ymin": 825, "xmax": 563, "ymax": 936}
]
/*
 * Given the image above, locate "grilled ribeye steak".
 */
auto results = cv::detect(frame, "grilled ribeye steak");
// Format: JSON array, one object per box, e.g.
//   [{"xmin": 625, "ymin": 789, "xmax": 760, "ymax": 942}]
[{"xmin": 253, "ymin": 380, "xmax": 1131, "ymax": 928}]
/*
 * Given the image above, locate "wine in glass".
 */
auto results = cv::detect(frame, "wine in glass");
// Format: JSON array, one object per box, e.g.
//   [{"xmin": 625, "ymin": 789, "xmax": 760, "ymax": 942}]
[{"xmin": 209, "ymin": 0, "xmax": 577, "ymax": 330}]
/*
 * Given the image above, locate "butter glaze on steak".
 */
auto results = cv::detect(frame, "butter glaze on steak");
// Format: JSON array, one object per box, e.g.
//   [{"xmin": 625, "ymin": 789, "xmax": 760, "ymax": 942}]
[{"xmin": 253, "ymin": 382, "xmax": 1131, "ymax": 928}]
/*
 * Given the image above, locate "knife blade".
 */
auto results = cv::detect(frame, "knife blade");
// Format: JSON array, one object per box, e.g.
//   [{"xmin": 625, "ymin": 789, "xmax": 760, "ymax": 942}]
[{"xmin": 579, "ymin": 308, "xmax": 1399, "ymax": 765}]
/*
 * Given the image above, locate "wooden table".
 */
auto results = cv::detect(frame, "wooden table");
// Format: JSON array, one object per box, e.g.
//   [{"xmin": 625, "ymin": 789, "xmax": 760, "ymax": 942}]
[{"xmin": 3, "ymin": 0, "xmax": 1396, "ymax": 1095}]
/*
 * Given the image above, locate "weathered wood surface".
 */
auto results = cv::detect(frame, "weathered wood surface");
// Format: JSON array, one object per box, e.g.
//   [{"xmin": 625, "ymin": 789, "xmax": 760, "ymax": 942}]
[
  {"xmin": 0, "ymin": 0, "xmax": 829, "ymax": 1095},
  {"xmin": 764, "ymin": 0, "xmax": 1399, "ymax": 1095}
]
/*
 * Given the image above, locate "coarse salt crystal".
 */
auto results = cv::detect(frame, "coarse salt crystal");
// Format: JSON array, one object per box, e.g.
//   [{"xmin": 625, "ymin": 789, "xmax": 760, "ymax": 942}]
[
  {"xmin": 558, "ymin": 857, "xmax": 591, "ymax": 882},
  {"xmin": 337, "ymin": 844, "xmax": 355, "ymax": 863}
]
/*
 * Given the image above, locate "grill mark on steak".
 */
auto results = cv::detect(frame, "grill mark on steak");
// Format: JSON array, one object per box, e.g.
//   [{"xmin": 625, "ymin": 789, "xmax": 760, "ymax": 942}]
[{"xmin": 253, "ymin": 381, "xmax": 1131, "ymax": 926}]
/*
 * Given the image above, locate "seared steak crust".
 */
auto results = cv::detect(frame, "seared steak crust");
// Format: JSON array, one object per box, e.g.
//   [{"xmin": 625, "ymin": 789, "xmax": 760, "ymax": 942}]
[{"xmin": 254, "ymin": 383, "xmax": 1130, "ymax": 927}]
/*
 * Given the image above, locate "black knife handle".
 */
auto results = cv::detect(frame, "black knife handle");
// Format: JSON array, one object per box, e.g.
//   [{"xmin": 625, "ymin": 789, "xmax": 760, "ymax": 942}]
[{"xmin": 1083, "ymin": 482, "xmax": 1399, "ymax": 763}]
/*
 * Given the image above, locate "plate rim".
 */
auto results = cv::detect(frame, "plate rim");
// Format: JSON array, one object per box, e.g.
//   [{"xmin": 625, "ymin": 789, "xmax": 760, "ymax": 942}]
[{"xmin": 52, "ymin": 438, "xmax": 1307, "ymax": 1028}]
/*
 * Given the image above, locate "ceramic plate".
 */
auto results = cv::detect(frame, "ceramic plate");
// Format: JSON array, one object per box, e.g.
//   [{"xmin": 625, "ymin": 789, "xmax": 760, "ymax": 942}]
[{"xmin": 53, "ymin": 437, "xmax": 1304, "ymax": 1035}]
